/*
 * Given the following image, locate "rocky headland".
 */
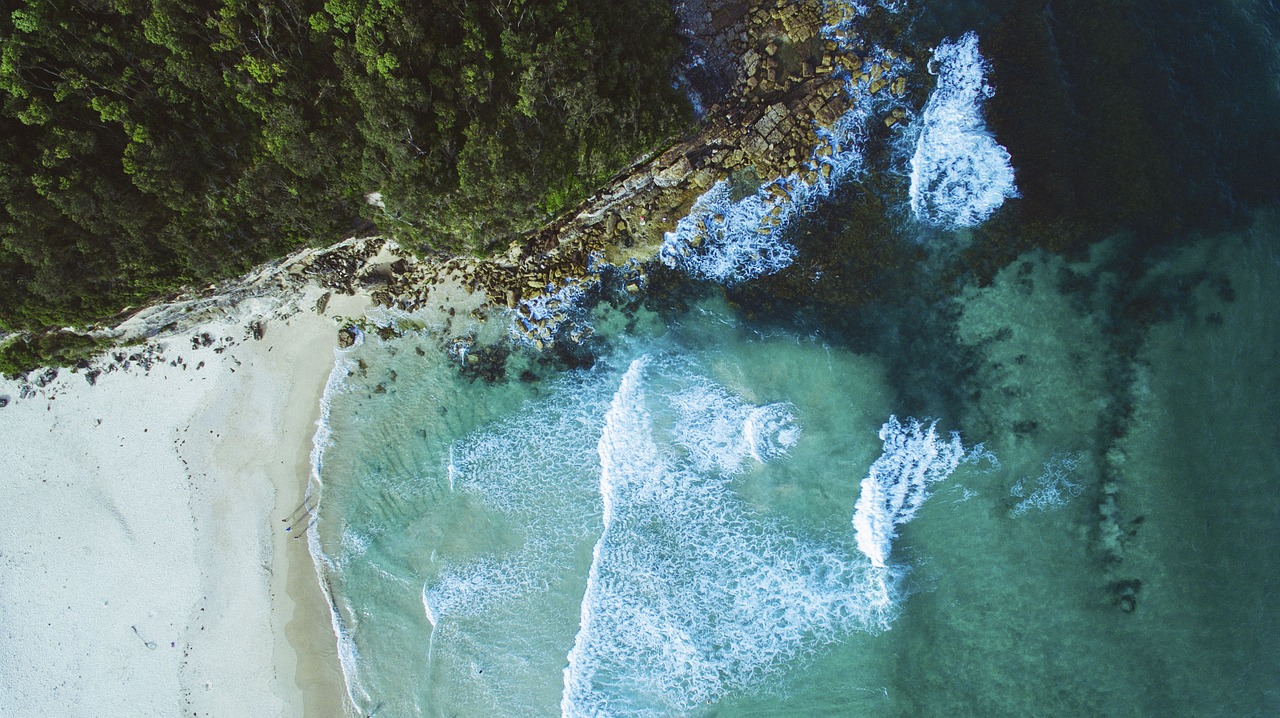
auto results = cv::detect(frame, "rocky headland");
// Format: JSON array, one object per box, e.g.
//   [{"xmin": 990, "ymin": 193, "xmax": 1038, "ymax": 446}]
[{"xmin": 2, "ymin": 0, "xmax": 932, "ymax": 399}]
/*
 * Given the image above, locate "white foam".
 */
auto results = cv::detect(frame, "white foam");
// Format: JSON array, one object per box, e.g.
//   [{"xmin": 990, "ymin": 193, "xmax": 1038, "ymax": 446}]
[
  {"xmin": 419, "ymin": 370, "xmax": 613, "ymax": 629},
  {"xmin": 660, "ymin": 15, "xmax": 880, "ymax": 286},
  {"xmin": 1011, "ymin": 452, "xmax": 1083, "ymax": 515},
  {"xmin": 305, "ymin": 353, "xmax": 372, "ymax": 712},
  {"xmin": 666, "ymin": 378, "xmax": 799, "ymax": 475},
  {"xmin": 394, "ymin": 356, "xmax": 979, "ymax": 714},
  {"xmin": 659, "ymin": 180, "xmax": 802, "ymax": 283},
  {"xmin": 424, "ymin": 555, "xmax": 553, "ymax": 620},
  {"xmin": 908, "ymin": 32, "xmax": 1018, "ymax": 228},
  {"xmin": 852, "ymin": 416, "xmax": 975, "ymax": 568},
  {"xmin": 561, "ymin": 360, "xmax": 897, "ymax": 717},
  {"xmin": 745, "ymin": 404, "xmax": 802, "ymax": 462},
  {"xmin": 512, "ymin": 276, "xmax": 590, "ymax": 346}
]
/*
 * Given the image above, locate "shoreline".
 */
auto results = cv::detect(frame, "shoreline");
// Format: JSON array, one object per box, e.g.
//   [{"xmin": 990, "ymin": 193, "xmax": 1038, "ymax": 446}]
[
  {"xmin": 0, "ymin": 283, "xmax": 365, "ymax": 717},
  {"xmin": 0, "ymin": 4, "xmax": 921, "ymax": 713}
]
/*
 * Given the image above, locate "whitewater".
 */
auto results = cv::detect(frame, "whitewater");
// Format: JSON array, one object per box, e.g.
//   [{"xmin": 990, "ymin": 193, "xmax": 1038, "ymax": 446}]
[{"xmin": 301, "ymin": 0, "xmax": 1280, "ymax": 713}]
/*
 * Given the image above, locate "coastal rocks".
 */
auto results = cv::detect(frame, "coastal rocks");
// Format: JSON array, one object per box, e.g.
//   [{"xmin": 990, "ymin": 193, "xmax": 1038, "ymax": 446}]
[
  {"xmin": 673, "ymin": 0, "xmax": 749, "ymax": 111},
  {"xmin": 2, "ymin": 0, "xmax": 935, "ymax": 375},
  {"xmin": 302, "ymin": 239, "xmax": 386, "ymax": 295},
  {"xmin": 0, "ymin": 395, "xmax": 9, "ymax": 408},
  {"xmin": 357, "ymin": 0, "xmax": 930, "ymax": 355},
  {"xmin": 337, "ymin": 325, "xmax": 361, "ymax": 349},
  {"xmin": 443, "ymin": 334, "xmax": 511, "ymax": 383},
  {"xmin": 653, "ymin": 155, "xmax": 694, "ymax": 188}
]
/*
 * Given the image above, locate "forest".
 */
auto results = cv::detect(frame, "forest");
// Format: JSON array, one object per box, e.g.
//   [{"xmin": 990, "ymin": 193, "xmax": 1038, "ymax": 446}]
[{"xmin": 0, "ymin": 0, "xmax": 688, "ymax": 339}]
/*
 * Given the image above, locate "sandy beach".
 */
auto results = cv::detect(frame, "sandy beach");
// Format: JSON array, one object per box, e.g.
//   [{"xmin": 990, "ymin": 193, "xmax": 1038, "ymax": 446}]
[{"xmin": 0, "ymin": 284, "xmax": 366, "ymax": 717}]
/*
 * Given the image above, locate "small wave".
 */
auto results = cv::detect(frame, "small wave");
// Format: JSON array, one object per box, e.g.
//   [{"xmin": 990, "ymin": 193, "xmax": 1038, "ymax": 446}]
[
  {"xmin": 667, "ymin": 378, "xmax": 800, "ymax": 475},
  {"xmin": 908, "ymin": 32, "xmax": 1018, "ymax": 228},
  {"xmin": 852, "ymin": 416, "xmax": 981, "ymax": 568}
]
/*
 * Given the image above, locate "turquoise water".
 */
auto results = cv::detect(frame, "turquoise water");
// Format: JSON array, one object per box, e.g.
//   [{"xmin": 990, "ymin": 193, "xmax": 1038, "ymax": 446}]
[
  {"xmin": 310, "ymin": 0, "xmax": 1280, "ymax": 714},
  {"xmin": 312, "ymin": 212, "xmax": 1280, "ymax": 716}
]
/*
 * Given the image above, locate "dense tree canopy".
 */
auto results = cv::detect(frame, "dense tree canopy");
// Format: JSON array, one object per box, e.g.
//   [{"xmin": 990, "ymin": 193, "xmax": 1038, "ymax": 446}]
[{"xmin": 0, "ymin": 0, "xmax": 688, "ymax": 332}]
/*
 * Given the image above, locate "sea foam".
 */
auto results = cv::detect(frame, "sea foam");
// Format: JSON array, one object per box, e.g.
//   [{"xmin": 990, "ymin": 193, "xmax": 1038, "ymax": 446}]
[
  {"xmin": 561, "ymin": 359, "xmax": 898, "ymax": 716},
  {"xmin": 422, "ymin": 371, "xmax": 610, "ymax": 622},
  {"xmin": 851, "ymin": 416, "xmax": 995, "ymax": 569},
  {"xmin": 908, "ymin": 32, "xmax": 1018, "ymax": 228},
  {"xmin": 659, "ymin": 0, "xmax": 884, "ymax": 285},
  {"xmin": 306, "ymin": 353, "xmax": 372, "ymax": 712},
  {"xmin": 657, "ymin": 106, "xmax": 872, "ymax": 285},
  {"xmin": 667, "ymin": 378, "xmax": 800, "ymax": 475}
]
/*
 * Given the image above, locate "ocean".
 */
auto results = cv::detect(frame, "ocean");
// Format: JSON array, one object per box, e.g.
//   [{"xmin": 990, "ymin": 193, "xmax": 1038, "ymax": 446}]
[{"xmin": 307, "ymin": 0, "xmax": 1280, "ymax": 715}]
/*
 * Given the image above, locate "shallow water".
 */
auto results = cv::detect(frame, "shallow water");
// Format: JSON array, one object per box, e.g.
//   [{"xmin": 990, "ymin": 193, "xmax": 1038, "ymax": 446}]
[
  {"xmin": 310, "ymin": 0, "xmax": 1280, "ymax": 714},
  {"xmin": 312, "ymin": 213, "xmax": 1280, "ymax": 715}
]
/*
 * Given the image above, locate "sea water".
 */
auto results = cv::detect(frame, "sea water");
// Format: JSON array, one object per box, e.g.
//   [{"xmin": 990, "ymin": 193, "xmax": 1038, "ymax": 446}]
[
  {"xmin": 309, "ymin": 0, "xmax": 1280, "ymax": 713},
  {"xmin": 310, "ymin": 212, "xmax": 1280, "ymax": 716}
]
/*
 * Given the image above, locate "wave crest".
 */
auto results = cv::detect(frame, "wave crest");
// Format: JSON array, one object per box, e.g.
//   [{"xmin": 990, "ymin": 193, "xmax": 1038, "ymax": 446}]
[
  {"xmin": 562, "ymin": 359, "xmax": 895, "ymax": 717},
  {"xmin": 908, "ymin": 32, "xmax": 1018, "ymax": 228}
]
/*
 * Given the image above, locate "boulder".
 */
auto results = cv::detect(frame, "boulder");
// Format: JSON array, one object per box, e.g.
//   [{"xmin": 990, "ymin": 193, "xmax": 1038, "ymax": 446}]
[{"xmin": 653, "ymin": 155, "xmax": 693, "ymax": 188}]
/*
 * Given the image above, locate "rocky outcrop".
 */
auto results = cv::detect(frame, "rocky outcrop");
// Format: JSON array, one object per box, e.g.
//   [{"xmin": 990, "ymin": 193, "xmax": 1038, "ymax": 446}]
[
  {"xmin": 10, "ymin": 0, "xmax": 926, "ymax": 371},
  {"xmin": 372, "ymin": 0, "xmax": 923, "ymax": 350}
]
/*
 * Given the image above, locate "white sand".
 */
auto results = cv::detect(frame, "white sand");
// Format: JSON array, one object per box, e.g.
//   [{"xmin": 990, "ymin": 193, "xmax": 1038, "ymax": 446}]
[{"xmin": 0, "ymin": 289, "xmax": 364, "ymax": 718}]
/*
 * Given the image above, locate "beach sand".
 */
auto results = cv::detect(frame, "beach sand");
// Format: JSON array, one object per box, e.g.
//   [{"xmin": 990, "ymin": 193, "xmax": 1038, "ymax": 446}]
[{"xmin": 0, "ymin": 288, "xmax": 365, "ymax": 718}]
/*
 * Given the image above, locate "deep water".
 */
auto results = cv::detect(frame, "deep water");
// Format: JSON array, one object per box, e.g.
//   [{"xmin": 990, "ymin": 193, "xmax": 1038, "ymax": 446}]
[{"xmin": 309, "ymin": 0, "xmax": 1280, "ymax": 715}]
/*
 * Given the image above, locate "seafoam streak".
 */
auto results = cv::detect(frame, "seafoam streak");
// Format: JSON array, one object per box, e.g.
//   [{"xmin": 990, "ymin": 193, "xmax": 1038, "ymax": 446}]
[{"xmin": 305, "ymin": 352, "xmax": 369, "ymax": 713}]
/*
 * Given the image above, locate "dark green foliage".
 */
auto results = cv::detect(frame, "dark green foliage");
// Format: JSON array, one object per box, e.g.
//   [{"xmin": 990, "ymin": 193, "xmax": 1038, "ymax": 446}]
[
  {"xmin": 0, "ymin": 331, "xmax": 112, "ymax": 376},
  {"xmin": 0, "ymin": 0, "xmax": 688, "ymax": 332}
]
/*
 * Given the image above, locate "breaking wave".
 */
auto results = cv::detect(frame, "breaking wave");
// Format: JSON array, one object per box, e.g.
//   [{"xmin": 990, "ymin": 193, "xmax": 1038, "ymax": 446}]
[
  {"xmin": 659, "ymin": 0, "xmax": 897, "ymax": 285},
  {"xmin": 908, "ymin": 32, "xmax": 1018, "ymax": 228},
  {"xmin": 852, "ymin": 416, "xmax": 980, "ymax": 568},
  {"xmin": 561, "ymin": 358, "xmax": 900, "ymax": 716}
]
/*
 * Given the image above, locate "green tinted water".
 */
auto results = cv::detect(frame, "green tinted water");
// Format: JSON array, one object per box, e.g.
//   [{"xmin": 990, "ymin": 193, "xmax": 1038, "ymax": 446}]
[{"xmin": 311, "ymin": 213, "xmax": 1280, "ymax": 716}]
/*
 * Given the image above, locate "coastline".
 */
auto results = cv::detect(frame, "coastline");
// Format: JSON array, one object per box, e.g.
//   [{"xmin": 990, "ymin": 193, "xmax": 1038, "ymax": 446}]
[
  {"xmin": 0, "ymin": 5, "xmax": 930, "ymax": 713},
  {"xmin": 0, "ymin": 284, "xmax": 365, "ymax": 717}
]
